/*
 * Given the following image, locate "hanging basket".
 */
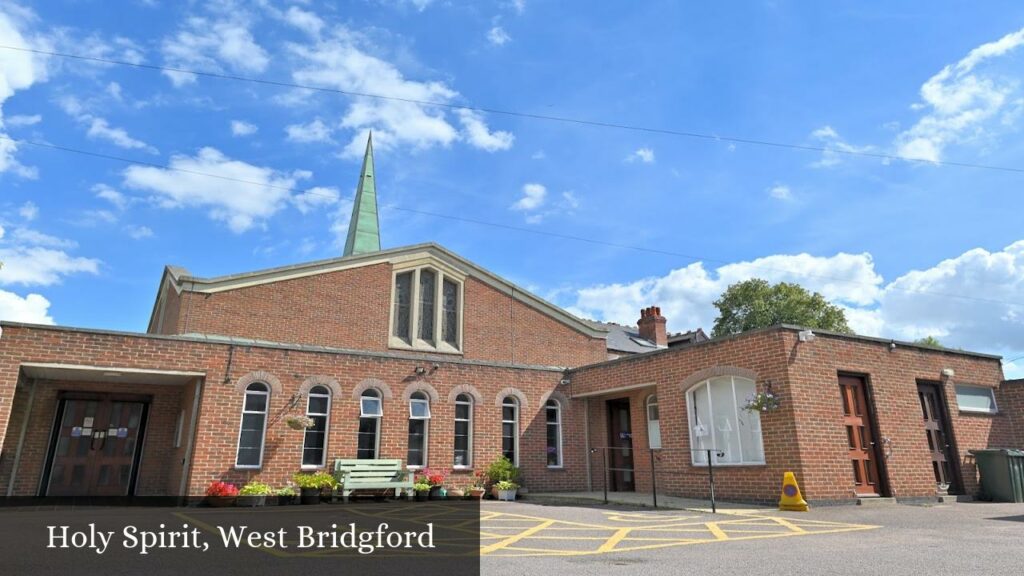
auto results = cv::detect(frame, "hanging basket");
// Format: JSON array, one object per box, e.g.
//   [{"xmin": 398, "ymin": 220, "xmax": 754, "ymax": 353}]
[
  {"xmin": 285, "ymin": 416, "xmax": 315, "ymax": 430},
  {"xmin": 743, "ymin": 391, "xmax": 780, "ymax": 413}
]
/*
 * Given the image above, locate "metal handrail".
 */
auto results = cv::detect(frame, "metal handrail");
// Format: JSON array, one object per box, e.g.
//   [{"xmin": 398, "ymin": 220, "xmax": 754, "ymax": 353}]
[{"xmin": 589, "ymin": 447, "xmax": 726, "ymax": 513}]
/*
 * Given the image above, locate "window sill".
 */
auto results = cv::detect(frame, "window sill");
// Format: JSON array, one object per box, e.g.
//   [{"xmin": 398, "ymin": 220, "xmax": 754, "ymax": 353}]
[
  {"xmin": 234, "ymin": 465, "xmax": 261, "ymax": 471},
  {"xmin": 546, "ymin": 466, "xmax": 565, "ymax": 471},
  {"xmin": 300, "ymin": 465, "xmax": 325, "ymax": 471},
  {"xmin": 689, "ymin": 462, "xmax": 767, "ymax": 468},
  {"xmin": 959, "ymin": 409, "xmax": 1000, "ymax": 417},
  {"xmin": 451, "ymin": 466, "xmax": 473, "ymax": 472},
  {"xmin": 388, "ymin": 338, "xmax": 464, "ymax": 356}
]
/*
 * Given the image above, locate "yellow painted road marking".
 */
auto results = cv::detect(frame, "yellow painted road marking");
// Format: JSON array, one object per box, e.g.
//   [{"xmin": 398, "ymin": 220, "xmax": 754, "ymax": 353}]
[
  {"xmin": 705, "ymin": 522, "xmax": 730, "ymax": 541},
  {"xmin": 597, "ymin": 528, "xmax": 631, "ymax": 552},
  {"xmin": 480, "ymin": 519, "xmax": 556, "ymax": 554}
]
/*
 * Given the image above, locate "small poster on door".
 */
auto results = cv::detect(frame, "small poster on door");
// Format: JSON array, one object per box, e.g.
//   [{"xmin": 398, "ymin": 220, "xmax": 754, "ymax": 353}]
[
  {"xmin": 71, "ymin": 427, "xmax": 82, "ymax": 437},
  {"xmin": 83, "ymin": 417, "xmax": 94, "ymax": 428},
  {"xmin": 117, "ymin": 427, "xmax": 128, "ymax": 438}
]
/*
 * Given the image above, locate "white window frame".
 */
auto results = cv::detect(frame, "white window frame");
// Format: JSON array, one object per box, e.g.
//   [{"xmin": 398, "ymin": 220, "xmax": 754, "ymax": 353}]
[
  {"xmin": 646, "ymin": 394, "xmax": 662, "ymax": 449},
  {"xmin": 955, "ymin": 384, "xmax": 999, "ymax": 414},
  {"xmin": 686, "ymin": 376, "xmax": 765, "ymax": 467},
  {"xmin": 388, "ymin": 262, "xmax": 465, "ymax": 354},
  {"xmin": 360, "ymin": 394, "xmax": 383, "ymax": 417},
  {"xmin": 453, "ymin": 394, "xmax": 473, "ymax": 469},
  {"xmin": 545, "ymin": 399, "xmax": 563, "ymax": 469},
  {"xmin": 358, "ymin": 389, "xmax": 382, "ymax": 459},
  {"xmin": 301, "ymin": 385, "xmax": 331, "ymax": 469},
  {"xmin": 501, "ymin": 396, "xmax": 519, "ymax": 467},
  {"xmin": 407, "ymin": 392, "xmax": 430, "ymax": 469},
  {"xmin": 235, "ymin": 382, "xmax": 270, "ymax": 469}
]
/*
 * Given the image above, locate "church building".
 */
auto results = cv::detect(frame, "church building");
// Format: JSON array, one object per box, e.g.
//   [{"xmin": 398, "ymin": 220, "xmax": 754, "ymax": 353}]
[{"xmin": 0, "ymin": 136, "xmax": 1020, "ymax": 504}]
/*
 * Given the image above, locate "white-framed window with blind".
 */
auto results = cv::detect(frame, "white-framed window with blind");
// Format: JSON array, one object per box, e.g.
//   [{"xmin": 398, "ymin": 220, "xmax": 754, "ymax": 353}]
[
  {"xmin": 955, "ymin": 385, "xmax": 998, "ymax": 414},
  {"xmin": 687, "ymin": 376, "xmax": 765, "ymax": 466},
  {"xmin": 453, "ymin": 394, "xmax": 473, "ymax": 468},
  {"xmin": 301, "ymin": 386, "xmax": 331, "ymax": 468},
  {"xmin": 646, "ymin": 394, "xmax": 662, "ymax": 449},
  {"xmin": 358, "ymin": 389, "xmax": 382, "ymax": 459},
  {"xmin": 501, "ymin": 396, "xmax": 519, "ymax": 466},
  {"xmin": 389, "ymin": 264, "xmax": 464, "ymax": 354},
  {"xmin": 235, "ymin": 382, "xmax": 269, "ymax": 468},
  {"xmin": 407, "ymin": 392, "xmax": 430, "ymax": 468},
  {"xmin": 545, "ymin": 399, "xmax": 563, "ymax": 468}
]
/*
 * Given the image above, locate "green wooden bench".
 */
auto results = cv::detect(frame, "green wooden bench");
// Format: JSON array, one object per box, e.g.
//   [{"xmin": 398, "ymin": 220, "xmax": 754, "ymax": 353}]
[{"xmin": 332, "ymin": 458, "xmax": 414, "ymax": 502}]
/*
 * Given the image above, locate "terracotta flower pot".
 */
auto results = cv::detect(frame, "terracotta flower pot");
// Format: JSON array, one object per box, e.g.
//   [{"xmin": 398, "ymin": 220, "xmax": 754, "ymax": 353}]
[{"xmin": 468, "ymin": 488, "xmax": 485, "ymax": 501}]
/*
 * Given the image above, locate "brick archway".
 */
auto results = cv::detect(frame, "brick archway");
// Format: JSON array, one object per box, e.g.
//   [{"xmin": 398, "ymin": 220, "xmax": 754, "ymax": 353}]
[
  {"xmin": 495, "ymin": 387, "xmax": 528, "ymax": 408},
  {"xmin": 352, "ymin": 378, "xmax": 393, "ymax": 400},
  {"xmin": 680, "ymin": 366, "xmax": 758, "ymax": 391},
  {"xmin": 299, "ymin": 375, "xmax": 343, "ymax": 397},
  {"xmin": 447, "ymin": 384, "xmax": 484, "ymax": 404},
  {"xmin": 540, "ymin": 390, "xmax": 570, "ymax": 411},
  {"xmin": 234, "ymin": 370, "xmax": 283, "ymax": 395},
  {"xmin": 402, "ymin": 381, "xmax": 441, "ymax": 403}
]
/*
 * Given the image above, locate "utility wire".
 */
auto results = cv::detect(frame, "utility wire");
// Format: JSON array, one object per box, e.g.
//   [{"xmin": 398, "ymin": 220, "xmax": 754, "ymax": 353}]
[
  {"xmin": 4, "ymin": 44, "xmax": 1024, "ymax": 174},
  {"xmin": 2, "ymin": 132, "xmax": 1021, "ymax": 310}
]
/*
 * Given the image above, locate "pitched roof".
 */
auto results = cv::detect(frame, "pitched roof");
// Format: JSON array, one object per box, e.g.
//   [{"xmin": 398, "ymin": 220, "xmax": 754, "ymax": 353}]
[
  {"xmin": 343, "ymin": 133, "xmax": 381, "ymax": 256},
  {"xmin": 155, "ymin": 242, "xmax": 608, "ymax": 339},
  {"xmin": 588, "ymin": 321, "xmax": 660, "ymax": 354}
]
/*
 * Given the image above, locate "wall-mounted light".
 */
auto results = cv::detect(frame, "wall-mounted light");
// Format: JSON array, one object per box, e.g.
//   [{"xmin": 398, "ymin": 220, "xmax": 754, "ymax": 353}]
[
  {"xmin": 414, "ymin": 366, "xmax": 427, "ymax": 376},
  {"xmin": 942, "ymin": 368, "xmax": 955, "ymax": 379},
  {"xmin": 798, "ymin": 329, "xmax": 816, "ymax": 343},
  {"xmin": 890, "ymin": 340, "xmax": 897, "ymax": 351}
]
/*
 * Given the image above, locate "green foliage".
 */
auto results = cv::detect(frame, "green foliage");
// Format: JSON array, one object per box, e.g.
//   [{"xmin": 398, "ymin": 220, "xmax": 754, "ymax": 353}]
[
  {"xmin": 413, "ymin": 482, "xmax": 432, "ymax": 492},
  {"xmin": 275, "ymin": 486, "xmax": 297, "ymax": 496},
  {"xmin": 292, "ymin": 471, "xmax": 338, "ymax": 489},
  {"xmin": 238, "ymin": 481, "xmax": 274, "ymax": 496},
  {"xmin": 711, "ymin": 279, "xmax": 853, "ymax": 338},
  {"xmin": 914, "ymin": 336, "xmax": 943, "ymax": 348},
  {"xmin": 494, "ymin": 480, "xmax": 519, "ymax": 491},
  {"xmin": 485, "ymin": 456, "xmax": 520, "ymax": 484}
]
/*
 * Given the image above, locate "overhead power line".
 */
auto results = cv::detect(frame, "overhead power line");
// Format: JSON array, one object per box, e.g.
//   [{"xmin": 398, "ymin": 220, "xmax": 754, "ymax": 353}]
[
  {"xmin": 2, "ymin": 133, "xmax": 1020, "ymax": 310},
  {"xmin": 3, "ymin": 44, "xmax": 1024, "ymax": 174}
]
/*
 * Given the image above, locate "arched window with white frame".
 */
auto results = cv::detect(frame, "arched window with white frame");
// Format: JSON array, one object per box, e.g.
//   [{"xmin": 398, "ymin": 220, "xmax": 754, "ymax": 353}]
[
  {"xmin": 302, "ymin": 385, "xmax": 331, "ymax": 468},
  {"xmin": 236, "ymin": 382, "xmax": 269, "ymax": 468},
  {"xmin": 358, "ymin": 388, "xmax": 383, "ymax": 459},
  {"xmin": 545, "ymin": 399, "xmax": 563, "ymax": 468},
  {"xmin": 646, "ymin": 394, "xmax": 662, "ymax": 449},
  {"xmin": 687, "ymin": 376, "xmax": 764, "ymax": 465},
  {"xmin": 501, "ymin": 396, "xmax": 519, "ymax": 465},
  {"xmin": 407, "ymin": 391, "xmax": 430, "ymax": 468},
  {"xmin": 453, "ymin": 393, "xmax": 473, "ymax": 468}
]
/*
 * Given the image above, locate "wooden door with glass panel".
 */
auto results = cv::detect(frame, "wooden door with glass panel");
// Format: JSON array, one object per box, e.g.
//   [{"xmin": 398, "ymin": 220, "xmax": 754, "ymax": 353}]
[
  {"xmin": 839, "ymin": 375, "xmax": 882, "ymax": 496},
  {"xmin": 47, "ymin": 397, "xmax": 147, "ymax": 496}
]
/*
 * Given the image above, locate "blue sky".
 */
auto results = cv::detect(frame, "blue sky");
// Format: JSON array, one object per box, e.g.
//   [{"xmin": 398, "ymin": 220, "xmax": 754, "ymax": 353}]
[{"xmin": 1, "ymin": 1, "xmax": 1023, "ymax": 376}]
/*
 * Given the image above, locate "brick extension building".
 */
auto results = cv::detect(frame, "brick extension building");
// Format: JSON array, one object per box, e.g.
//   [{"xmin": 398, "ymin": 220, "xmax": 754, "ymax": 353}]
[{"xmin": 1, "ymin": 137, "xmax": 1021, "ymax": 504}]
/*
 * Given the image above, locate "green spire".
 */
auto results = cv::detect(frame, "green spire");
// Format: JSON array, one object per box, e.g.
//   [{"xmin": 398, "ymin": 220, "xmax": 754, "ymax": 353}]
[{"xmin": 343, "ymin": 133, "xmax": 381, "ymax": 256}]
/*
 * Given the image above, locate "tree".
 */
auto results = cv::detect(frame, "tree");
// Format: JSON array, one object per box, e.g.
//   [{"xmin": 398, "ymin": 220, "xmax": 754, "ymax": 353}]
[
  {"xmin": 914, "ymin": 336, "xmax": 943, "ymax": 348},
  {"xmin": 711, "ymin": 279, "xmax": 853, "ymax": 338}
]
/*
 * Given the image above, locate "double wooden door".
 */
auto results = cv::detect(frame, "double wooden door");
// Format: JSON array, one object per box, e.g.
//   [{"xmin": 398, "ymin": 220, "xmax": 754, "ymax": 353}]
[
  {"xmin": 47, "ymin": 397, "xmax": 147, "ymax": 497},
  {"xmin": 839, "ymin": 376, "xmax": 883, "ymax": 496},
  {"xmin": 918, "ymin": 382, "xmax": 960, "ymax": 492}
]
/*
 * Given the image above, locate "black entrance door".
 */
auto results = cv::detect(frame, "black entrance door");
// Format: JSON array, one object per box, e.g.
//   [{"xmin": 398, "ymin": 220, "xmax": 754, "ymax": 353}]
[
  {"xmin": 607, "ymin": 399, "xmax": 634, "ymax": 491},
  {"xmin": 918, "ymin": 382, "xmax": 961, "ymax": 493}
]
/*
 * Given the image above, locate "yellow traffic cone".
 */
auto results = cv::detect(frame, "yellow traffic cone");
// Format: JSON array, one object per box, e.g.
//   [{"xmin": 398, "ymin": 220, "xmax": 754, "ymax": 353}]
[{"xmin": 778, "ymin": 471, "xmax": 809, "ymax": 511}]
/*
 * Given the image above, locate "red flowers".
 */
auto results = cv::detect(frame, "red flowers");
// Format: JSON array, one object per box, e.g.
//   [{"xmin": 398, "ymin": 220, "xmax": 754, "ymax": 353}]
[
  {"xmin": 415, "ymin": 469, "xmax": 446, "ymax": 487},
  {"xmin": 206, "ymin": 481, "xmax": 239, "ymax": 497}
]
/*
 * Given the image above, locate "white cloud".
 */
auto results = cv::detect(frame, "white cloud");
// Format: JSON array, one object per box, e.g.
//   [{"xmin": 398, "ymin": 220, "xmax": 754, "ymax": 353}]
[
  {"xmin": 10, "ymin": 227, "xmax": 76, "ymax": 249},
  {"xmin": 561, "ymin": 190, "xmax": 580, "ymax": 210},
  {"xmin": 511, "ymin": 0, "xmax": 526, "ymax": 14},
  {"xmin": 531, "ymin": 150, "xmax": 546, "ymax": 160},
  {"xmin": 231, "ymin": 120, "xmax": 258, "ymax": 136},
  {"xmin": 93, "ymin": 183, "xmax": 128, "ymax": 210},
  {"xmin": 0, "ymin": 6, "xmax": 47, "ymax": 178},
  {"xmin": 0, "ymin": 246, "xmax": 99, "ymax": 286},
  {"xmin": 487, "ymin": 26, "xmax": 511, "ymax": 46},
  {"xmin": 329, "ymin": 194, "xmax": 355, "ymax": 250},
  {"xmin": 809, "ymin": 125, "xmax": 874, "ymax": 167},
  {"xmin": 124, "ymin": 225, "xmax": 153, "ymax": 239},
  {"xmin": 161, "ymin": 14, "xmax": 268, "ymax": 86},
  {"xmin": 292, "ymin": 186, "xmax": 339, "ymax": 214},
  {"xmin": 58, "ymin": 96, "xmax": 157, "ymax": 153},
  {"xmin": 511, "ymin": 182, "xmax": 546, "ymax": 212},
  {"xmin": 18, "ymin": 200, "xmax": 37, "ymax": 220},
  {"xmin": 5, "ymin": 113, "xmax": 40, "ymax": 127},
  {"xmin": 626, "ymin": 147, "xmax": 655, "ymax": 164},
  {"xmin": 767, "ymin": 183, "xmax": 792, "ymax": 201},
  {"xmin": 895, "ymin": 27, "xmax": 1024, "ymax": 163},
  {"xmin": 457, "ymin": 109, "xmax": 514, "ymax": 151},
  {"xmin": 283, "ymin": 6, "xmax": 324, "ymax": 38},
  {"xmin": 122, "ymin": 147, "xmax": 306, "ymax": 233},
  {"xmin": 287, "ymin": 22, "xmax": 512, "ymax": 156},
  {"xmin": 286, "ymin": 118, "xmax": 334, "ymax": 143},
  {"xmin": 0, "ymin": 290, "xmax": 53, "ymax": 324}
]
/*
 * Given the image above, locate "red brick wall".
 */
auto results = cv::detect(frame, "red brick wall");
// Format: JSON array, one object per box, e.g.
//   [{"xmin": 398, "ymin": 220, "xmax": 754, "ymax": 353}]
[
  {"xmin": 155, "ymin": 264, "xmax": 605, "ymax": 368},
  {"xmin": 570, "ymin": 327, "xmax": 1008, "ymax": 503},
  {"xmin": 0, "ymin": 324, "xmax": 586, "ymax": 496}
]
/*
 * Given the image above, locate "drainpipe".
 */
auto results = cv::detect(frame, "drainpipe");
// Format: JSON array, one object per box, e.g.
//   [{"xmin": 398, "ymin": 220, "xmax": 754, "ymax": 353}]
[
  {"xmin": 6, "ymin": 377, "xmax": 37, "ymax": 497},
  {"xmin": 584, "ymin": 397, "xmax": 592, "ymax": 491},
  {"xmin": 177, "ymin": 378, "xmax": 204, "ymax": 501}
]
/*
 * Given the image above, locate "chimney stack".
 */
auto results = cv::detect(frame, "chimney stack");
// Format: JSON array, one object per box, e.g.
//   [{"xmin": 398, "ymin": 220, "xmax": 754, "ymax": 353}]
[{"xmin": 637, "ymin": 306, "xmax": 667, "ymax": 348}]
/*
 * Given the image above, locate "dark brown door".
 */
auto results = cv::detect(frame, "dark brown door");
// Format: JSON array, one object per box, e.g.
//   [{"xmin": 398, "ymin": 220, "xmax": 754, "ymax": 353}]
[
  {"xmin": 839, "ymin": 376, "xmax": 882, "ymax": 496},
  {"xmin": 607, "ymin": 399, "xmax": 634, "ymax": 491},
  {"xmin": 47, "ymin": 398, "xmax": 147, "ymax": 496},
  {"xmin": 918, "ymin": 382, "xmax": 960, "ymax": 493}
]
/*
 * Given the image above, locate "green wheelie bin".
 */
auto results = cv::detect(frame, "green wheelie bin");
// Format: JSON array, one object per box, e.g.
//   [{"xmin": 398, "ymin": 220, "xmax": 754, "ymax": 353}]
[{"xmin": 970, "ymin": 449, "xmax": 1024, "ymax": 503}]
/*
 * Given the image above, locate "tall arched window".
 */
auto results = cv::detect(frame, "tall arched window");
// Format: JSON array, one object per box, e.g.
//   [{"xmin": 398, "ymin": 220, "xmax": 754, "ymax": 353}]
[
  {"xmin": 302, "ymin": 385, "xmax": 331, "ymax": 468},
  {"xmin": 358, "ymin": 389, "xmax": 382, "ymax": 459},
  {"xmin": 236, "ymin": 382, "xmax": 269, "ymax": 468},
  {"xmin": 686, "ymin": 376, "xmax": 764, "ymax": 465},
  {"xmin": 545, "ymin": 399, "xmax": 562, "ymax": 468},
  {"xmin": 453, "ymin": 393, "xmax": 473, "ymax": 468},
  {"xmin": 501, "ymin": 396, "xmax": 519, "ymax": 465},
  {"xmin": 646, "ymin": 394, "xmax": 662, "ymax": 449},
  {"xmin": 407, "ymin": 391, "xmax": 430, "ymax": 468}
]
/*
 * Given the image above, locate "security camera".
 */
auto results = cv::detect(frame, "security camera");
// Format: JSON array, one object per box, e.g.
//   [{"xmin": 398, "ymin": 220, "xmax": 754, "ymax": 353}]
[{"xmin": 559, "ymin": 378, "xmax": 571, "ymax": 386}]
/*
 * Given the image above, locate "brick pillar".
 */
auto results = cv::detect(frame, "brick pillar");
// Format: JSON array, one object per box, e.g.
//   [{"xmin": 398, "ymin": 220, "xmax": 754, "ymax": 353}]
[{"xmin": 637, "ymin": 306, "xmax": 667, "ymax": 347}]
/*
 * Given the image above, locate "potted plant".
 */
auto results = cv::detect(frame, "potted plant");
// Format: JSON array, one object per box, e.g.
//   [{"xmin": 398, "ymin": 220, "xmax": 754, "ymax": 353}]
[
  {"xmin": 275, "ymin": 486, "xmax": 297, "ymax": 505},
  {"xmin": 495, "ymin": 480, "xmax": 519, "ymax": 501},
  {"xmin": 412, "ymin": 481, "xmax": 431, "ymax": 502},
  {"xmin": 416, "ymin": 469, "xmax": 446, "ymax": 500},
  {"xmin": 205, "ymin": 481, "xmax": 239, "ymax": 507},
  {"xmin": 468, "ymin": 471, "xmax": 487, "ymax": 500},
  {"xmin": 743, "ymin": 390, "xmax": 780, "ymax": 413},
  {"xmin": 447, "ymin": 488, "xmax": 465, "ymax": 499},
  {"xmin": 485, "ymin": 457, "xmax": 520, "ymax": 499},
  {"xmin": 237, "ymin": 481, "xmax": 273, "ymax": 507},
  {"xmin": 285, "ymin": 415, "xmax": 315, "ymax": 431},
  {"xmin": 293, "ymin": 471, "xmax": 338, "ymax": 505}
]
